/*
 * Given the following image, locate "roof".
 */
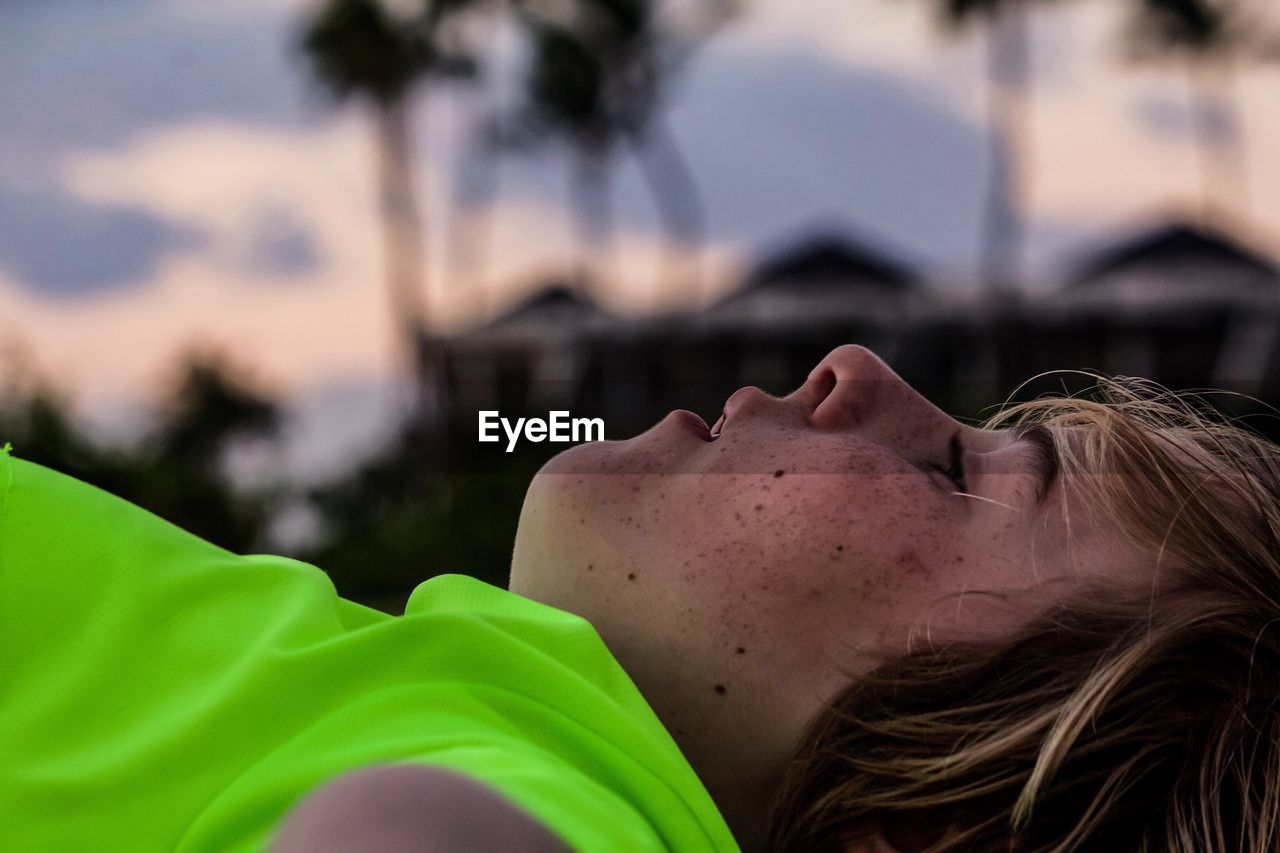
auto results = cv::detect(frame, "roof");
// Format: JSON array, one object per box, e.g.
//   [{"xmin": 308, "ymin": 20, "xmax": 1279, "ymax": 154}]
[
  {"xmin": 1068, "ymin": 222, "xmax": 1280, "ymax": 289},
  {"xmin": 735, "ymin": 232, "xmax": 919, "ymax": 298},
  {"xmin": 481, "ymin": 281, "xmax": 609, "ymax": 332}
]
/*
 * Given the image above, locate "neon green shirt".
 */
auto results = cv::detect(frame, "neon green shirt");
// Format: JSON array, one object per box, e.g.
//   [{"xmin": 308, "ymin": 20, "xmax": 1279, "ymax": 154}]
[{"xmin": 0, "ymin": 445, "xmax": 740, "ymax": 852}]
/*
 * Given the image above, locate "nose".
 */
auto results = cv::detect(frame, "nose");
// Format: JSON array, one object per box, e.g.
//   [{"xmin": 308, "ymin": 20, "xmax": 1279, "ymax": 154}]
[
  {"xmin": 721, "ymin": 384, "xmax": 777, "ymax": 426},
  {"xmin": 799, "ymin": 345, "xmax": 947, "ymax": 432}
]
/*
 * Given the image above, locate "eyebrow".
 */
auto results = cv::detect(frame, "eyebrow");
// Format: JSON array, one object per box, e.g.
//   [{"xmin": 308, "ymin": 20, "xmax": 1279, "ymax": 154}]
[{"xmin": 1014, "ymin": 424, "xmax": 1060, "ymax": 507}]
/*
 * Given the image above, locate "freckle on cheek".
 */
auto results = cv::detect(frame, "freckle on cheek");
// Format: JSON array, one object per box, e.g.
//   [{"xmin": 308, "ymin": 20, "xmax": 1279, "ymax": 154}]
[{"xmin": 896, "ymin": 548, "xmax": 928, "ymax": 578}]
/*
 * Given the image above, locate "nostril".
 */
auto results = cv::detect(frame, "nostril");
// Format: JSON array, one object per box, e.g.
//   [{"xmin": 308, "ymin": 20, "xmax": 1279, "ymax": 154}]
[
  {"xmin": 791, "ymin": 366, "xmax": 837, "ymax": 416},
  {"xmin": 809, "ymin": 364, "xmax": 876, "ymax": 430},
  {"xmin": 810, "ymin": 367, "xmax": 837, "ymax": 412}
]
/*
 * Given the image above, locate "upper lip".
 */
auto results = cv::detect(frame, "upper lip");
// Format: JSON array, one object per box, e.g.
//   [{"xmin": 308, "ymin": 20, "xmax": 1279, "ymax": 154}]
[
  {"xmin": 714, "ymin": 386, "xmax": 759, "ymax": 437},
  {"xmin": 709, "ymin": 409, "xmax": 726, "ymax": 439},
  {"xmin": 710, "ymin": 389, "xmax": 746, "ymax": 439}
]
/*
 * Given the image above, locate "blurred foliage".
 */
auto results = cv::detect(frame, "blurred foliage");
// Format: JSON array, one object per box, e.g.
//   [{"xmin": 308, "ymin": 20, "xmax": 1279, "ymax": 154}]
[
  {"xmin": 1123, "ymin": 0, "xmax": 1260, "ymax": 62},
  {"xmin": 0, "ymin": 352, "xmax": 283, "ymax": 555},
  {"xmin": 502, "ymin": 0, "xmax": 735, "ymax": 290},
  {"xmin": 299, "ymin": 0, "xmax": 479, "ymax": 106},
  {"xmin": 0, "ymin": 351, "xmax": 557, "ymax": 614},
  {"xmin": 297, "ymin": 431, "xmax": 547, "ymax": 611}
]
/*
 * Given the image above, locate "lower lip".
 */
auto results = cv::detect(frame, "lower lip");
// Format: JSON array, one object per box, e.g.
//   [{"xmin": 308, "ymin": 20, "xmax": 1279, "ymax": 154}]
[{"xmin": 668, "ymin": 409, "xmax": 713, "ymax": 441}]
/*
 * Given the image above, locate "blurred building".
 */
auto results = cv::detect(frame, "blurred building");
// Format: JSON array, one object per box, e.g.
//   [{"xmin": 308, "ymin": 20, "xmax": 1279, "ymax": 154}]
[
  {"xmin": 703, "ymin": 232, "xmax": 923, "ymax": 330},
  {"xmin": 430, "ymin": 221, "xmax": 1280, "ymax": 438},
  {"xmin": 1062, "ymin": 221, "xmax": 1280, "ymax": 314},
  {"xmin": 442, "ymin": 281, "xmax": 612, "ymax": 416},
  {"xmin": 692, "ymin": 231, "xmax": 927, "ymax": 390},
  {"xmin": 1040, "ymin": 220, "xmax": 1280, "ymax": 390}
]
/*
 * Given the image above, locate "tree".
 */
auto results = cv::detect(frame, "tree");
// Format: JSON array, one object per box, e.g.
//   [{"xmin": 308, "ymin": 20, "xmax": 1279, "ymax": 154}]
[
  {"xmin": 0, "ymin": 350, "xmax": 285, "ymax": 553},
  {"xmin": 505, "ymin": 0, "xmax": 737, "ymax": 302},
  {"xmin": 1123, "ymin": 0, "xmax": 1274, "ymax": 223},
  {"xmin": 299, "ymin": 0, "xmax": 477, "ymax": 423},
  {"xmin": 921, "ymin": 0, "xmax": 1057, "ymax": 300}
]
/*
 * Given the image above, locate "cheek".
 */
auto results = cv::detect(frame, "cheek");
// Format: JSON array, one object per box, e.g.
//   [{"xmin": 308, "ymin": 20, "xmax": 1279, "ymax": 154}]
[
  {"xmin": 700, "ymin": 474, "xmax": 940, "ymax": 626},
  {"xmin": 680, "ymin": 471, "xmax": 870, "ymax": 581},
  {"xmin": 532, "ymin": 458, "xmax": 956, "ymax": 618}
]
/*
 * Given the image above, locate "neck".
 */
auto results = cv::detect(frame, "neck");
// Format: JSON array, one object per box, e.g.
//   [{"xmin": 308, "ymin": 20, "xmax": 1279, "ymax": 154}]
[
  {"xmin": 716, "ymin": 781, "xmax": 776, "ymax": 853},
  {"xmin": 671, "ymin": 728, "xmax": 784, "ymax": 853}
]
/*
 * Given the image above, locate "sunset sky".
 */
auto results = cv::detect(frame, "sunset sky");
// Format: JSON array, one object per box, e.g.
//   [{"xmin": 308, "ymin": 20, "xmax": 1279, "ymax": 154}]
[{"xmin": 2, "ymin": 0, "xmax": 1278, "ymax": 479}]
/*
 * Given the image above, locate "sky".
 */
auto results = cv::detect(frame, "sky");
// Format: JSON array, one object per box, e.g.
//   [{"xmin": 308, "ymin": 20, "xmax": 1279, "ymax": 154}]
[{"xmin": 2, "ymin": 0, "xmax": 1278, "ymax": 481}]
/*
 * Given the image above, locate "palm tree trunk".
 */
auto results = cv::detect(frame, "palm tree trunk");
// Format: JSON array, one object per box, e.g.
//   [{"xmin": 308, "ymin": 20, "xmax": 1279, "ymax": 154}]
[
  {"xmin": 447, "ymin": 126, "xmax": 502, "ymax": 319},
  {"xmin": 973, "ymin": 0, "xmax": 1034, "ymax": 403},
  {"xmin": 374, "ymin": 97, "xmax": 439, "ymax": 425},
  {"xmin": 568, "ymin": 144, "xmax": 613, "ymax": 292},
  {"xmin": 1187, "ymin": 61, "xmax": 1217, "ymax": 222},
  {"xmin": 626, "ymin": 115, "xmax": 707, "ymax": 306},
  {"xmin": 376, "ymin": 98, "xmax": 428, "ymax": 338},
  {"xmin": 448, "ymin": 12, "xmax": 507, "ymax": 321},
  {"xmin": 979, "ymin": 0, "xmax": 1031, "ymax": 301},
  {"xmin": 1219, "ymin": 58, "xmax": 1252, "ymax": 221},
  {"xmin": 1187, "ymin": 56, "xmax": 1252, "ymax": 223}
]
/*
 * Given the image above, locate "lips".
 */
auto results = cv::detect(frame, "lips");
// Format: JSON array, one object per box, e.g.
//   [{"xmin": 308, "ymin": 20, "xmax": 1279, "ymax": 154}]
[
  {"xmin": 671, "ymin": 394, "xmax": 734, "ymax": 443},
  {"xmin": 713, "ymin": 386, "xmax": 761, "ymax": 439},
  {"xmin": 670, "ymin": 409, "xmax": 714, "ymax": 441}
]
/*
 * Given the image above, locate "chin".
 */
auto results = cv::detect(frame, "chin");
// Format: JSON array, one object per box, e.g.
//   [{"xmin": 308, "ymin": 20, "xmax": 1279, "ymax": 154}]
[
  {"xmin": 535, "ymin": 441, "xmax": 595, "ymax": 477},
  {"xmin": 509, "ymin": 457, "xmax": 580, "ymax": 598}
]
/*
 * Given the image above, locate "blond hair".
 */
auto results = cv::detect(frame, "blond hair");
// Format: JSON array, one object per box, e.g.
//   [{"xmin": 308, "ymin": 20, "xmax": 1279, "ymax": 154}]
[{"xmin": 768, "ymin": 374, "xmax": 1280, "ymax": 851}]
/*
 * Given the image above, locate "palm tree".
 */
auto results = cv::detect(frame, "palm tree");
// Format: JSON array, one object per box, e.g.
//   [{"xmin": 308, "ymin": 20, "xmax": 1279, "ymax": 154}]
[
  {"xmin": 925, "ymin": 0, "xmax": 1048, "ymax": 301},
  {"xmin": 299, "ymin": 0, "xmax": 476, "ymax": 423},
  {"xmin": 523, "ymin": 18, "xmax": 616, "ymax": 291},
  {"xmin": 1124, "ymin": 0, "xmax": 1280, "ymax": 395},
  {"xmin": 509, "ymin": 0, "xmax": 736, "ymax": 303},
  {"xmin": 1124, "ymin": 0, "xmax": 1265, "ymax": 222}
]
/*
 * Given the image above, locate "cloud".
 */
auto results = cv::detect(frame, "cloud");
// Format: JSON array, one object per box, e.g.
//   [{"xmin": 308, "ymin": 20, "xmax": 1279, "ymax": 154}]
[
  {"xmin": 0, "ymin": 0, "xmax": 321, "ymax": 297},
  {"xmin": 237, "ymin": 203, "xmax": 323, "ymax": 279},
  {"xmin": 1132, "ymin": 90, "xmax": 1242, "ymax": 147},
  {"xmin": 475, "ymin": 47, "xmax": 991, "ymax": 274},
  {"xmin": 1, "ymin": 0, "xmax": 316, "ymax": 167},
  {"xmin": 0, "ymin": 187, "xmax": 207, "ymax": 297}
]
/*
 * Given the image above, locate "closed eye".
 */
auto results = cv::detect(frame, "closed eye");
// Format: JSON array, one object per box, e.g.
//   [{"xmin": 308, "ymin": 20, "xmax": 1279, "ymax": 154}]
[
  {"xmin": 930, "ymin": 431, "xmax": 967, "ymax": 493},
  {"xmin": 1015, "ymin": 423, "xmax": 1059, "ymax": 506}
]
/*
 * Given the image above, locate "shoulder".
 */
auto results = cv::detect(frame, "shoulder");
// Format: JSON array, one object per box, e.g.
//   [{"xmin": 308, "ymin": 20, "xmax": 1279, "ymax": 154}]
[{"xmin": 270, "ymin": 763, "xmax": 571, "ymax": 853}]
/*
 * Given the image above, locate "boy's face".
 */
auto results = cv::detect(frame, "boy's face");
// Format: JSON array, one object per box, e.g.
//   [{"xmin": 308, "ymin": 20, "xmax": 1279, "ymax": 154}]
[{"xmin": 510, "ymin": 345, "xmax": 1149, "ymax": 792}]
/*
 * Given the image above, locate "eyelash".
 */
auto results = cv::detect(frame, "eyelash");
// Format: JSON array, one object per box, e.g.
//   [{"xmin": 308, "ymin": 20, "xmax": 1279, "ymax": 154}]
[{"xmin": 932, "ymin": 432, "xmax": 967, "ymax": 493}]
